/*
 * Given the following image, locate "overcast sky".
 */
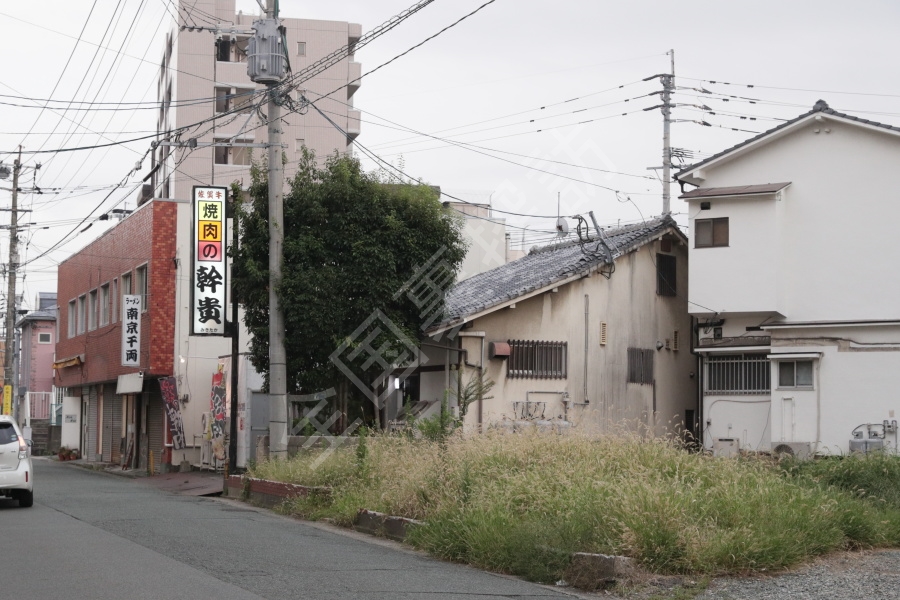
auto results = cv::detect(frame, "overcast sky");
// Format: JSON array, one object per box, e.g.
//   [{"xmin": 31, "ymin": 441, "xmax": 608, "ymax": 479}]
[{"xmin": 2, "ymin": 0, "xmax": 899, "ymax": 305}]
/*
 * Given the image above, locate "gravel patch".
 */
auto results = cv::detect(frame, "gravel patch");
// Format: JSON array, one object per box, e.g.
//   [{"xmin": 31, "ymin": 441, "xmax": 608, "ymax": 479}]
[{"xmin": 697, "ymin": 549, "xmax": 900, "ymax": 600}]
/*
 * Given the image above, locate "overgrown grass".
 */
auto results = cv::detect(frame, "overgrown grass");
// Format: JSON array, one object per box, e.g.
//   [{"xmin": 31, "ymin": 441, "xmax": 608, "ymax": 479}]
[
  {"xmin": 780, "ymin": 451, "xmax": 900, "ymax": 510},
  {"xmin": 248, "ymin": 432, "xmax": 900, "ymax": 582}
]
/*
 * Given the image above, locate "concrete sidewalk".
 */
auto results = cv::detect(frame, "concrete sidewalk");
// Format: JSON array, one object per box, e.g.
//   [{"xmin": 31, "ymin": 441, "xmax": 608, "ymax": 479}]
[
  {"xmin": 60, "ymin": 457, "xmax": 225, "ymax": 495},
  {"xmin": 138, "ymin": 469, "xmax": 225, "ymax": 496}
]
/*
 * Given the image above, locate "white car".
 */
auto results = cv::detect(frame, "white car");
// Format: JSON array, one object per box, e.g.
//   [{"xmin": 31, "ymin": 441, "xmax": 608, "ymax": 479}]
[{"xmin": 0, "ymin": 415, "xmax": 33, "ymax": 508}]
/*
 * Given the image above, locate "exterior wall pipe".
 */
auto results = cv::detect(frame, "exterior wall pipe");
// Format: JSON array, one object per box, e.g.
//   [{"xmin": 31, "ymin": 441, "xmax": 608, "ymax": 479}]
[
  {"xmin": 689, "ymin": 316, "xmax": 705, "ymax": 447},
  {"xmin": 584, "ymin": 294, "xmax": 589, "ymax": 404}
]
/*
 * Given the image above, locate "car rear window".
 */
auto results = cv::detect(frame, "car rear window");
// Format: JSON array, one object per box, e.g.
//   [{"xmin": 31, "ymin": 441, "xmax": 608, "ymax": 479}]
[{"xmin": 0, "ymin": 423, "xmax": 18, "ymax": 445}]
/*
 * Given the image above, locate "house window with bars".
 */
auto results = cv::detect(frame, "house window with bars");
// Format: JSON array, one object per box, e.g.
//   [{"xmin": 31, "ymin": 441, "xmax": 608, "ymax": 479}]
[
  {"xmin": 507, "ymin": 340, "xmax": 567, "ymax": 379},
  {"xmin": 705, "ymin": 353, "xmax": 770, "ymax": 395},
  {"xmin": 627, "ymin": 347, "xmax": 654, "ymax": 384},
  {"xmin": 656, "ymin": 253, "xmax": 676, "ymax": 296}
]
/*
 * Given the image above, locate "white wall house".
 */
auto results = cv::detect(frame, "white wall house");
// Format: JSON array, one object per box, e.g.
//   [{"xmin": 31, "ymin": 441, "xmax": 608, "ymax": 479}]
[
  {"xmin": 400, "ymin": 216, "xmax": 696, "ymax": 437},
  {"xmin": 678, "ymin": 100, "xmax": 900, "ymax": 457}
]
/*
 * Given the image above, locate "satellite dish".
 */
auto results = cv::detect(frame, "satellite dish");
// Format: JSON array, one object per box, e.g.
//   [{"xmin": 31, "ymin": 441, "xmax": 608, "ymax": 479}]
[{"xmin": 555, "ymin": 217, "xmax": 569, "ymax": 237}]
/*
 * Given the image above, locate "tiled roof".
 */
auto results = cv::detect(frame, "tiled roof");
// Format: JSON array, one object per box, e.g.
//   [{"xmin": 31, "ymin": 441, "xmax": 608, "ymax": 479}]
[
  {"xmin": 435, "ymin": 215, "xmax": 680, "ymax": 329},
  {"xmin": 676, "ymin": 100, "xmax": 900, "ymax": 179}
]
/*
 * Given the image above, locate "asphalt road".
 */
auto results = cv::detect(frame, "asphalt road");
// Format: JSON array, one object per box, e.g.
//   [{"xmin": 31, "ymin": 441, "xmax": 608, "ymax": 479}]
[{"xmin": 1, "ymin": 459, "xmax": 578, "ymax": 600}]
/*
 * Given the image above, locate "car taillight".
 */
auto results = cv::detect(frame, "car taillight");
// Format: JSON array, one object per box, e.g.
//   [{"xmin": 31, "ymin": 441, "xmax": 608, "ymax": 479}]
[{"xmin": 18, "ymin": 440, "xmax": 27, "ymax": 460}]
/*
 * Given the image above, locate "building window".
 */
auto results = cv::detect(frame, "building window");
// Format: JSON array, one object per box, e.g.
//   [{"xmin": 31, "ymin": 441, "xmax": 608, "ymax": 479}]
[
  {"xmin": 627, "ymin": 348, "xmax": 654, "ymax": 385},
  {"xmin": 215, "ymin": 87, "xmax": 230, "ymax": 113},
  {"xmin": 296, "ymin": 139, "xmax": 306, "ymax": 153},
  {"xmin": 214, "ymin": 139, "xmax": 252, "ymax": 166},
  {"xmin": 217, "ymin": 37, "xmax": 250, "ymax": 63},
  {"xmin": 88, "ymin": 289, "xmax": 98, "ymax": 331},
  {"xmin": 233, "ymin": 87, "xmax": 255, "ymax": 113},
  {"xmin": 100, "ymin": 284, "xmax": 110, "ymax": 326},
  {"xmin": 39, "ymin": 332, "xmax": 51, "ymax": 344},
  {"xmin": 77, "ymin": 295, "xmax": 86, "ymax": 335},
  {"xmin": 656, "ymin": 253, "xmax": 676, "ymax": 296},
  {"xmin": 507, "ymin": 340, "xmax": 567, "ymax": 379},
  {"xmin": 121, "ymin": 272, "xmax": 132, "ymax": 319},
  {"xmin": 111, "ymin": 278, "xmax": 118, "ymax": 324},
  {"xmin": 217, "ymin": 39, "xmax": 231, "ymax": 62},
  {"xmin": 68, "ymin": 300, "xmax": 76, "ymax": 338},
  {"xmin": 297, "ymin": 41, "xmax": 306, "ymax": 56},
  {"xmin": 136, "ymin": 265, "xmax": 148, "ymax": 312},
  {"xmin": 705, "ymin": 353, "xmax": 770, "ymax": 395},
  {"xmin": 695, "ymin": 217, "xmax": 729, "ymax": 248},
  {"xmin": 778, "ymin": 360, "xmax": 814, "ymax": 389}
]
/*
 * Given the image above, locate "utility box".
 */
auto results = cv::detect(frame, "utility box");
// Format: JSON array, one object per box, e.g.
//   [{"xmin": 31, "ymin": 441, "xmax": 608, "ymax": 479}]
[
  {"xmin": 247, "ymin": 19, "xmax": 285, "ymax": 83},
  {"xmin": 712, "ymin": 437, "xmax": 739, "ymax": 458},
  {"xmin": 850, "ymin": 438, "xmax": 884, "ymax": 454}
]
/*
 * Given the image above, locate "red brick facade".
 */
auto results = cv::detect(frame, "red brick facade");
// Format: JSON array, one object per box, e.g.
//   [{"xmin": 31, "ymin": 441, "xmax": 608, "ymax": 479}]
[{"xmin": 55, "ymin": 200, "xmax": 178, "ymax": 388}]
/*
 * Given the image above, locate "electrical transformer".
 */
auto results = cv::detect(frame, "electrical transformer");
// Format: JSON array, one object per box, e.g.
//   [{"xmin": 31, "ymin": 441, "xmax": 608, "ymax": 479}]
[{"xmin": 247, "ymin": 19, "xmax": 285, "ymax": 83}]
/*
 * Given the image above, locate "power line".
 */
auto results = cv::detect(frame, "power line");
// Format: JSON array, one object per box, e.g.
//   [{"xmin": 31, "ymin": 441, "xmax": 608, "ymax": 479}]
[{"xmin": 681, "ymin": 75, "xmax": 900, "ymax": 99}]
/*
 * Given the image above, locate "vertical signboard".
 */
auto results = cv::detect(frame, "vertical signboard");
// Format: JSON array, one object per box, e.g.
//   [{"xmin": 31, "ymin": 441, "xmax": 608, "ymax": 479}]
[
  {"xmin": 159, "ymin": 377, "xmax": 186, "ymax": 450},
  {"xmin": 121, "ymin": 294, "xmax": 141, "ymax": 366},
  {"xmin": 192, "ymin": 186, "xmax": 227, "ymax": 335},
  {"xmin": 210, "ymin": 362, "xmax": 228, "ymax": 462},
  {"xmin": 2, "ymin": 385, "xmax": 10, "ymax": 415}
]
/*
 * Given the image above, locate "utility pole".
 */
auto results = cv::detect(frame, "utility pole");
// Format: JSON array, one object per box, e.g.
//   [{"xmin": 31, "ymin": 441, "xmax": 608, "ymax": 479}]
[
  {"xmin": 249, "ymin": 0, "xmax": 288, "ymax": 459},
  {"xmin": 643, "ymin": 49, "xmax": 675, "ymax": 215},
  {"xmin": 3, "ymin": 147, "xmax": 21, "ymax": 420},
  {"xmin": 662, "ymin": 49, "xmax": 674, "ymax": 215}
]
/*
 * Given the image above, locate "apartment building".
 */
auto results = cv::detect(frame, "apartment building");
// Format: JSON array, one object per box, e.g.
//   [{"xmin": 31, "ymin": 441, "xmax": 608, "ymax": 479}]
[{"xmin": 153, "ymin": 0, "xmax": 362, "ymax": 201}]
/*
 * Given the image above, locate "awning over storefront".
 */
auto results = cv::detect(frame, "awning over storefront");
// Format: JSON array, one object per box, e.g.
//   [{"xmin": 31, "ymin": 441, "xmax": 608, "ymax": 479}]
[{"xmin": 52, "ymin": 355, "xmax": 83, "ymax": 370}]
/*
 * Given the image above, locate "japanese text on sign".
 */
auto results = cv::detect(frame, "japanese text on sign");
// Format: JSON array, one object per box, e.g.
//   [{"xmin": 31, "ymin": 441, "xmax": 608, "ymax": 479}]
[
  {"xmin": 121, "ymin": 294, "xmax": 141, "ymax": 366},
  {"xmin": 192, "ymin": 186, "xmax": 227, "ymax": 335}
]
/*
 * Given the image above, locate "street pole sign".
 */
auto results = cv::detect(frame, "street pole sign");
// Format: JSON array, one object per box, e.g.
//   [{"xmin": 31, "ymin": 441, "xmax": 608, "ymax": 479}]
[
  {"xmin": 2, "ymin": 385, "xmax": 11, "ymax": 415},
  {"xmin": 192, "ymin": 186, "xmax": 228, "ymax": 336}
]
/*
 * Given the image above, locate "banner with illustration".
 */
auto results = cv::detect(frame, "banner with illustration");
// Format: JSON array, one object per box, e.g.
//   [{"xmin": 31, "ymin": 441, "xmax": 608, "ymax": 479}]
[
  {"xmin": 209, "ymin": 362, "xmax": 228, "ymax": 461},
  {"xmin": 159, "ymin": 376, "xmax": 186, "ymax": 450}
]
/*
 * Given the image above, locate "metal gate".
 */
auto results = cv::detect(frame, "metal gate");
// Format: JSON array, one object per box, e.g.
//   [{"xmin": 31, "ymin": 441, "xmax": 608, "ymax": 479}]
[
  {"xmin": 102, "ymin": 388, "xmax": 112, "ymax": 462},
  {"xmin": 147, "ymin": 389, "xmax": 164, "ymax": 474},
  {"xmin": 111, "ymin": 394, "xmax": 123, "ymax": 464},
  {"xmin": 87, "ymin": 386, "xmax": 99, "ymax": 461}
]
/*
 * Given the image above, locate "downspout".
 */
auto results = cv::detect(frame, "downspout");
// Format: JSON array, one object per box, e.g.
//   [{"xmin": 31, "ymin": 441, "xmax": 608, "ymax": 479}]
[
  {"xmin": 479, "ymin": 336, "xmax": 485, "ymax": 432},
  {"xmin": 584, "ymin": 294, "xmax": 589, "ymax": 404},
  {"xmin": 815, "ymin": 357, "xmax": 821, "ymax": 455},
  {"xmin": 690, "ymin": 316, "xmax": 703, "ymax": 448}
]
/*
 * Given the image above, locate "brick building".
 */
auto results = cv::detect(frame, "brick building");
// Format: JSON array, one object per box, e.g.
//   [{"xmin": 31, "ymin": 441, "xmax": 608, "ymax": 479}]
[{"xmin": 55, "ymin": 200, "xmax": 177, "ymax": 469}]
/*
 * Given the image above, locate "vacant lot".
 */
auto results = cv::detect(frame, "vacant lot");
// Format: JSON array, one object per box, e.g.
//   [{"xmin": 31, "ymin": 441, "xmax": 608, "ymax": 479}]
[{"xmin": 249, "ymin": 431, "xmax": 900, "ymax": 584}]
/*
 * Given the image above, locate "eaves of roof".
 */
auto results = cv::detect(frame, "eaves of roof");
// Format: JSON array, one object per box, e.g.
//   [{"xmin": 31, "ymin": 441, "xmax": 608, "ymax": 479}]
[
  {"xmin": 429, "ymin": 215, "xmax": 684, "ymax": 333},
  {"xmin": 676, "ymin": 100, "xmax": 900, "ymax": 181}
]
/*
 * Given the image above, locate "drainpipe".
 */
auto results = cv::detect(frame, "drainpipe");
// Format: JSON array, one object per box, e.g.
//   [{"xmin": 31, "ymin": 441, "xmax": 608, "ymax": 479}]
[
  {"xmin": 583, "ymin": 294, "xmax": 589, "ymax": 404},
  {"xmin": 456, "ymin": 332, "xmax": 486, "ymax": 432},
  {"xmin": 690, "ymin": 316, "xmax": 703, "ymax": 448},
  {"xmin": 479, "ymin": 336, "xmax": 485, "ymax": 432}
]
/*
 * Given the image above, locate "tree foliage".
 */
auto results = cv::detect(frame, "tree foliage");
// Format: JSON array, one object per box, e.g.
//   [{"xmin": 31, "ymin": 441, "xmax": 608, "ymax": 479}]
[{"xmin": 231, "ymin": 151, "xmax": 466, "ymax": 423}]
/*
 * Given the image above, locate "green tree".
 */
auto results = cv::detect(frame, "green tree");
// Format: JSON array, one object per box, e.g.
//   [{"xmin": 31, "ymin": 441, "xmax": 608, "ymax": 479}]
[{"xmin": 231, "ymin": 151, "xmax": 467, "ymax": 429}]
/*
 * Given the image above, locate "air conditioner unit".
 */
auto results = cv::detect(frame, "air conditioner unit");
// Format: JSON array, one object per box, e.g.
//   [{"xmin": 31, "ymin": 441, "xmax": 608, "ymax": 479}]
[
  {"xmin": 771, "ymin": 442, "xmax": 812, "ymax": 460},
  {"xmin": 712, "ymin": 437, "xmax": 739, "ymax": 457}
]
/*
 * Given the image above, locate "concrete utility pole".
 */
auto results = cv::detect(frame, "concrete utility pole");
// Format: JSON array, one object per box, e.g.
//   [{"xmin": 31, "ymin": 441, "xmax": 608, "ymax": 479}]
[
  {"xmin": 3, "ymin": 147, "xmax": 21, "ymax": 418},
  {"xmin": 643, "ymin": 49, "xmax": 675, "ymax": 215},
  {"xmin": 661, "ymin": 49, "xmax": 674, "ymax": 215},
  {"xmin": 259, "ymin": 0, "xmax": 287, "ymax": 459}
]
